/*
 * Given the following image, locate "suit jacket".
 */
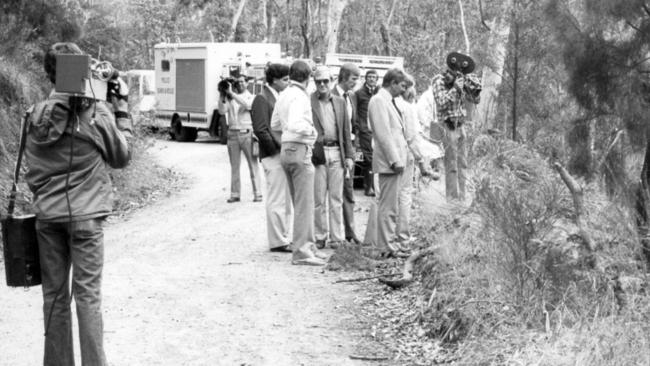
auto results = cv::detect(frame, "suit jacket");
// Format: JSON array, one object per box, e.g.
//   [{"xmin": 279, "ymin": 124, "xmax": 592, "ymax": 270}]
[
  {"xmin": 367, "ymin": 88, "xmax": 408, "ymax": 174},
  {"xmin": 251, "ymin": 85, "xmax": 281, "ymax": 160},
  {"xmin": 310, "ymin": 92, "xmax": 354, "ymax": 166},
  {"xmin": 331, "ymin": 86, "xmax": 358, "ymax": 146},
  {"xmin": 354, "ymin": 84, "xmax": 378, "ymax": 154}
]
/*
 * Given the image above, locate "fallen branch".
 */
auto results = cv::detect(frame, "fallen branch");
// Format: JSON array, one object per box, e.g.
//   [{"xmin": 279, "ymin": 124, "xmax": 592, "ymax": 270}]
[
  {"xmin": 349, "ymin": 354, "xmax": 389, "ymax": 361},
  {"xmin": 379, "ymin": 247, "xmax": 438, "ymax": 289},
  {"xmin": 334, "ymin": 272, "xmax": 400, "ymax": 283},
  {"xmin": 552, "ymin": 162, "xmax": 595, "ymax": 252}
]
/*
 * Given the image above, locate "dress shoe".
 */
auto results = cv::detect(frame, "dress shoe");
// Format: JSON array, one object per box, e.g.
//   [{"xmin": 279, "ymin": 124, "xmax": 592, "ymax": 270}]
[
  {"xmin": 315, "ymin": 240, "xmax": 326, "ymax": 250},
  {"xmin": 253, "ymin": 196, "xmax": 263, "ymax": 202},
  {"xmin": 328, "ymin": 241, "xmax": 342, "ymax": 249},
  {"xmin": 309, "ymin": 244, "xmax": 330, "ymax": 260},
  {"xmin": 364, "ymin": 188, "xmax": 376, "ymax": 197},
  {"xmin": 291, "ymin": 257, "xmax": 326, "ymax": 266},
  {"xmin": 347, "ymin": 237, "xmax": 361, "ymax": 245},
  {"xmin": 226, "ymin": 197, "xmax": 240, "ymax": 203},
  {"xmin": 270, "ymin": 245, "xmax": 292, "ymax": 253}
]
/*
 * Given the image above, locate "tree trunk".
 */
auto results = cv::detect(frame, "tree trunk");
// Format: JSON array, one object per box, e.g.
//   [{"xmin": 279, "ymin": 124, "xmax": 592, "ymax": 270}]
[
  {"xmin": 325, "ymin": 0, "xmax": 349, "ymax": 54},
  {"xmin": 567, "ymin": 116, "xmax": 595, "ymax": 180},
  {"xmin": 457, "ymin": 0, "xmax": 470, "ymax": 54},
  {"xmin": 261, "ymin": 0, "xmax": 268, "ymax": 42},
  {"xmin": 227, "ymin": 0, "xmax": 247, "ymax": 42},
  {"xmin": 300, "ymin": 0, "xmax": 311, "ymax": 57},
  {"xmin": 511, "ymin": 13, "xmax": 519, "ymax": 141},
  {"xmin": 379, "ymin": 0, "xmax": 398, "ymax": 56}
]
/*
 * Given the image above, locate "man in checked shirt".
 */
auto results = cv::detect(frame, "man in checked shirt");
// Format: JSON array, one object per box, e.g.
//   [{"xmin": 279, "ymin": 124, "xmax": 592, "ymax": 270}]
[{"xmin": 431, "ymin": 52, "xmax": 480, "ymax": 201}]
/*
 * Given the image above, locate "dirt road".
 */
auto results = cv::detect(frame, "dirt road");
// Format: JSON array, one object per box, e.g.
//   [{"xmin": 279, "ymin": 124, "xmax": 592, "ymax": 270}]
[{"xmin": 0, "ymin": 137, "xmax": 374, "ymax": 366}]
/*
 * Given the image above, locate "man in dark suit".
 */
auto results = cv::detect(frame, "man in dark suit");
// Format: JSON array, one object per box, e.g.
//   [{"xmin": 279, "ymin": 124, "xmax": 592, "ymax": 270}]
[
  {"xmin": 354, "ymin": 69, "xmax": 379, "ymax": 197},
  {"xmin": 331, "ymin": 62, "xmax": 361, "ymax": 244},
  {"xmin": 310, "ymin": 66, "xmax": 354, "ymax": 249},
  {"xmin": 251, "ymin": 63, "xmax": 293, "ymax": 253}
]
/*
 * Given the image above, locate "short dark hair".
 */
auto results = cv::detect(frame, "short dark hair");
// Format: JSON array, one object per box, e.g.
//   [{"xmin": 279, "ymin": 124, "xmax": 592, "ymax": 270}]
[
  {"xmin": 365, "ymin": 69, "xmax": 378, "ymax": 77},
  {"xmin": 338, "ymin": 63, "xmax": 360, "ymax": 83},
  {"xmin": 382, "ymin": 68, "xmax": 406, "ymax": 87},
  {"xmin": 265, "ymin": 63, "xmax": 290, "ymax": 84},
  {"xmin": 289, "ymin": 60, "xmax": 312, "ymax": 83},
  {"xmin": 44, "ymin": 42, "xmax": 84, "ymax": 84}
]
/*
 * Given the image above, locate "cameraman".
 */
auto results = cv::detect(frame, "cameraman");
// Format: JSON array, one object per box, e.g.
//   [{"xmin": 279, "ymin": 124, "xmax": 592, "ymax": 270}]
[
  {"xmin": 432, "ymin": 52, "xmax": 480, "ymax": 201},
  {"xmin": 23, "ymin": 42, "xmax": 132, "ymax": 365},
  {"xmin": 218, "ymin": 73, "xmax": 262, "ymax": 203}
]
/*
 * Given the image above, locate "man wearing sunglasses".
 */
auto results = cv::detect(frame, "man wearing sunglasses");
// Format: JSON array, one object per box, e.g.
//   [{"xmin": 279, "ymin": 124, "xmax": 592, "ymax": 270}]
[
  {"xmin": 219, "ymin": 72, "xmax": 262, "ymax": 203},
  {"xmin": 310, "ymin": 67, "xmax": 354, "ymax": 250}
]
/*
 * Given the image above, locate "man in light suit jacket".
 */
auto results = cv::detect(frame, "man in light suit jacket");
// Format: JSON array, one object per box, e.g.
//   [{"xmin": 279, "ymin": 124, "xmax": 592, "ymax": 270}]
[
  {"xmin": 311, "ymin": 66, "xmax": 355, "ymax": 249},
  {"xmin": 367, "ymin": 68, "xmax": 410, "ymax": 257},
  {"xmin": 251, "ymin": 63, "xmax": 293, "ymax": 253},
  {"xmin": 331, "ymin": 63, "xmax": 362, "ymax": 244}
]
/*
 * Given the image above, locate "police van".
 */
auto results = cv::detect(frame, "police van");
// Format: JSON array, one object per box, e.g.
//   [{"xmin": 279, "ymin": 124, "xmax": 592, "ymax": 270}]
[{"xmin": 153, "ymin": 42, "xmax": 282, "ymax": 142}]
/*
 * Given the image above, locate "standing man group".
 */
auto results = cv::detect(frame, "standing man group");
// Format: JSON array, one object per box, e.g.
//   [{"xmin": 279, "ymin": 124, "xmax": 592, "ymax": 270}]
[{"xmin": 219, "ymin": 72, "xmax": 262, "ymax": 203}]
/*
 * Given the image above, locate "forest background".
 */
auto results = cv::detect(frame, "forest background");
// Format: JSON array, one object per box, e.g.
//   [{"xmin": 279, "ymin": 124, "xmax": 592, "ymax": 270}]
[{"xmin": 0, "ymin": 0, "xmax": 649, "ymax": 364}]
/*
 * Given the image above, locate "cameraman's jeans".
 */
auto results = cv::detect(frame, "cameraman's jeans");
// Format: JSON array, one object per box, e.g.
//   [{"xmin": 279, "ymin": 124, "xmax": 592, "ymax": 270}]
[
  {"xmin": 442, "ymin": 125, "xmax": 467, "ymax": 200},
  {"xmin": 36, "ymin": 218, "xmax": 107, "ymax": 366},
  {"xmin": 280, "ymin": 142, "xmax": 316, "ymax": 256},
  {"xmin": 227, "ymin": 129, "xmax": 261, "ymax": 199}
]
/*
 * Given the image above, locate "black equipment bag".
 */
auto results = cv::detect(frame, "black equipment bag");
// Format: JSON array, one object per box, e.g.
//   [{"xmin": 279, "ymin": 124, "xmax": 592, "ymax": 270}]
[{"xmin": 2, "ymin": 106, "xmax": 42, "ymax": 287}]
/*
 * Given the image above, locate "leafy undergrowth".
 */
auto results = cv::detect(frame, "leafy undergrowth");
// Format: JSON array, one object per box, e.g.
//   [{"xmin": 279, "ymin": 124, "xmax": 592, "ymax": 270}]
[{"xmin": 330, "ymin": 137, "xmax": 650, "ymax": 365}]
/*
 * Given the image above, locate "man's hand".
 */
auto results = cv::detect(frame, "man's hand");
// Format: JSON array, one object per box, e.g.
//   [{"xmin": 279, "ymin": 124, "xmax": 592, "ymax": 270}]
[
  {"xmin": 453, "ymin": 75, "xmax": 465, "ymax": 92},
  {"xmin": 110, "ymin": 77, "xmax": 129, "ymax": 112},
  {"xmin": 390, "ymin": 162, "xmax": 404, "ymax": 174},
  {"xmin": 345, "ymin": 158, "xmax": 354, "ymax": 171}
]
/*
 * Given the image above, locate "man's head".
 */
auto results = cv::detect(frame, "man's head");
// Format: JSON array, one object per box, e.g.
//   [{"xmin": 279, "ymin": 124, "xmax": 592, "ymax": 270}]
[
  {"xmin": 401, "ymin": 73, "xmax": 416, "ymax": 102},
  {"xmin": 265, "ymin": 63, "xmax": 290, "ymax": 92},
  {"xmin": 364, "ymin": 70, "xmax": 378, "ymax": 88},
  {"xmin": 337, "ymin": 63, "xmax": 360, "ymax": 92},
  {"xmin": 289, "ymin": 60, "xmax": 312, "ymax": 84},
  {"xmin": 313, "ymin": 66, "xmax": 332, "ymax": 98},
  {"xmin": 44, "ymin": 42, "xmax": 84, "ymax": 84},
  {"xmin": 233, "ymin": 75, "xmax": 248, "ymax": 94},
  {"xmin": 382, "ymin": 68, "xmax": 408, "ymax": 98}
]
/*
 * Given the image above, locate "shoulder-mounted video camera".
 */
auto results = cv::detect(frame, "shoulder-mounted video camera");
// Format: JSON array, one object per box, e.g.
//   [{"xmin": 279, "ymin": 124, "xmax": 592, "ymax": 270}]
[
  {"xmin": 218, "ymin": 77, "xmax": 236, "ymax": 98},
  {"xmin": 54, "ymin": 54, "xmax": 125, "ymax": 102}
]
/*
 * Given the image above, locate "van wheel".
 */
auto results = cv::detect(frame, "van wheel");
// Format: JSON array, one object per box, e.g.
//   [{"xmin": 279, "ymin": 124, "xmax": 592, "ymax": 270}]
[{"xmin": 171, "ymin": 117, "xmax": 198, "ymax": 142}]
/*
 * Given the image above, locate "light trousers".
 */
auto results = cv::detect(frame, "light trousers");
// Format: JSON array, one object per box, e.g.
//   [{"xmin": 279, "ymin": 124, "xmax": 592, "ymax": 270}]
[
  {"xmin": 396, "ymin": 155, "xmax": 415, "ymax": 242},
  {"xmin": 261, "ymin": 154, "xmax": 293, "ymax": 249},
  {"xmin": 227, "ymin": 129, "xmax": 261, "ymax": 199},
  {"xmin": 314, "ymin": 146, "xmax": 344, "ymax": 243},
  {"xmin": 280, "ymin": 141, "xmax": 316, "ymax": 253},
  {"xmin": 37, "ymin": 218, "xmax": 107, "ymax": 366},
  {"xmin": 376, "ymin": 172, "xmax": 401, "ymax": 251},
  {"xmin": 442, "ymin": 126, "xmax": 467, "ymax": 200}
]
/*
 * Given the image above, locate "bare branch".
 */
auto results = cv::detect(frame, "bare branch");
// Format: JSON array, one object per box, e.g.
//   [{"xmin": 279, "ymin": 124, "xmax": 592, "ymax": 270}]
[
  {"xmin": 458, "ymin": 0, "xmax": 471, "ymax": 53},
  {"xmin": 378, "ymin": 247, "xmax": 438, "ymax": 289},
  {"xmin": 596, "ymin": 129, "xmax": 624, "ymax": 172},
  {"xmin": 478, "ymin": 0, "xmax": 491, "ymax": 31}
]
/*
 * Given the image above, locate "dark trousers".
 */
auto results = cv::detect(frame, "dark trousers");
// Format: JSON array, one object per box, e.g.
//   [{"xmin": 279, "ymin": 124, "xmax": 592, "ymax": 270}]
[{"xmin": 37, "ymin": 218, "xmax": 107, "ymax": 366}]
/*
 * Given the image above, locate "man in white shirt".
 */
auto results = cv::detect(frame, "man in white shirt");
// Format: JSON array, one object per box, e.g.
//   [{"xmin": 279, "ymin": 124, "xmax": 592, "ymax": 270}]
[
  {"xmin": 271, "ymin": 60, "xmax": 326, "ymax": 266},
  {"xmin": 218, "ymin": 73, "xmax": 262, "ymax": 203}
]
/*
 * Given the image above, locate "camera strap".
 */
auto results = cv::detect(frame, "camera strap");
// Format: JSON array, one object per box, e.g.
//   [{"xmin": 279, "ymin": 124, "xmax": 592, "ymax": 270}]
[{"xmin": 6, "ymin": 106, "xmax": 34, "ymax": 217}]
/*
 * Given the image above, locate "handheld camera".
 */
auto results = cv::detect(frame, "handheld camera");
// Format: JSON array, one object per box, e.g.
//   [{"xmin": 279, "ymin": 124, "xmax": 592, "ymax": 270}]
[{"xmin": 54, "ymin": 54, "xmax": 125, "ymax": 102}]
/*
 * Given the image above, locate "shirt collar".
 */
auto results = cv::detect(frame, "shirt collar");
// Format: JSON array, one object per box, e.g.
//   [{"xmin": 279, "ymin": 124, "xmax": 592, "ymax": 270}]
[
  {"xmin": 335, "ymin": 84, "xmax": 347, "ymax": 97},
  {"xmin": 289, "ymin": 80, "xmax": 307, "ymax": 92},
  {"xmin": 265, "ymin": 84, "xmax": 279, "ymax": 99}
]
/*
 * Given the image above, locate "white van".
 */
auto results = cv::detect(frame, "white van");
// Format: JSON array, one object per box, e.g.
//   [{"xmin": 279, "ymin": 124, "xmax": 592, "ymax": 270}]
[{"xmin": 154, "ymin": 42, "xmax": 282, "ymax": 142}]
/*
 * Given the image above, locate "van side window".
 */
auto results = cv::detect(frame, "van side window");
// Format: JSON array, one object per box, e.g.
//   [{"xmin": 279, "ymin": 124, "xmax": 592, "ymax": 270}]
[{"xmin": 161, "ymin": 60, "xmax": 170, "ymax": 72}]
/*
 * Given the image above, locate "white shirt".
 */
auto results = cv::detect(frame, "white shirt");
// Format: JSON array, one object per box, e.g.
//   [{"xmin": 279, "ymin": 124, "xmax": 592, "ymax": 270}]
[
  {"xmin": 270, "ymin": 81, "xmax": 316, "ymax": 145},
  {"xmin": 218, "ymin": 90, "xmax": 254, "ymax": 130}
]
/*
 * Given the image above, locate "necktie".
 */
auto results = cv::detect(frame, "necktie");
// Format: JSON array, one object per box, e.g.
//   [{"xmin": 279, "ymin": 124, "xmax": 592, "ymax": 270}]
[
  {"xmin": 344, "ymin": 92, "xmax": 353, "ymax": 123},
  {"xmin": 391, "ymin": 98, "xmax": 403, "ymax": 120}
]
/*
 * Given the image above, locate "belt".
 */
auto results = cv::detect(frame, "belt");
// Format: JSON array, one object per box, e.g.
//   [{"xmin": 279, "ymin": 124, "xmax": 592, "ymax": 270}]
[
  {"xmin": 229, "ymin": 128, "xmax": 251, "ymax": 133},
  {"xmin": 323, "ymin": 141, "xmax": 339, "ymax": 147}
]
